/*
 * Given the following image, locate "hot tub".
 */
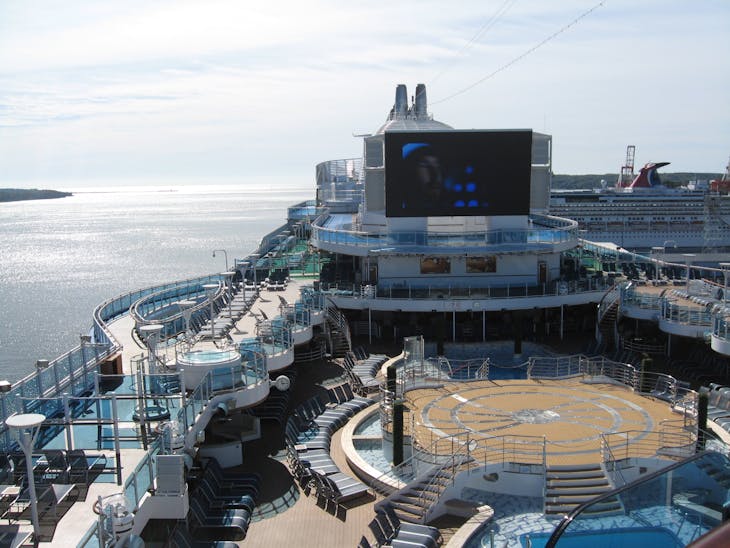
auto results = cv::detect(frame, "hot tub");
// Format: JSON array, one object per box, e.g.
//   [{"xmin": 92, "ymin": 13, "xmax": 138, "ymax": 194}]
[{"xmin": 177, "ymin": 349, "xmax": 242, "ymax": 390}]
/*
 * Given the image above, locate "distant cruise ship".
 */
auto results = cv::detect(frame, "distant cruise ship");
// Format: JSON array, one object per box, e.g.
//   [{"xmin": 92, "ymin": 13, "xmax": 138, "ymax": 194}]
[{"xmin": 549, "ymin": 152, "xmax": 730, "ymax": 254}]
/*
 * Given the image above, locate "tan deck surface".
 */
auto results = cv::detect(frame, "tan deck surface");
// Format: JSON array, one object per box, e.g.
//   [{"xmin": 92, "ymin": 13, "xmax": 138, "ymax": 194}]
[{"xmin": 408, "ymin": 378, "xmax": 681, "ymax": 466}]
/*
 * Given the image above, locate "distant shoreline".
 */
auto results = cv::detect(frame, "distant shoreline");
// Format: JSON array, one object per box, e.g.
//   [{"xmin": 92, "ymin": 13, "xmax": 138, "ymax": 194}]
[{"xmin": 0, "ymin": 188, "xmax": 73, "ymax": 203}]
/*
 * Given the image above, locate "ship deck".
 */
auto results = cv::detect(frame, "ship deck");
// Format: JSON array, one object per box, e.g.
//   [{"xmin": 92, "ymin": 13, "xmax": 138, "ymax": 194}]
[{"xmin": 35, "ymin": 277, "xmax": 700, "ymax": 547}]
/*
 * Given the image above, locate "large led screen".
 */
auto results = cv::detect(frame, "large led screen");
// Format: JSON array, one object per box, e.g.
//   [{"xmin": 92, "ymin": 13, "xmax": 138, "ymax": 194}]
[{"xmin": 384, "ymin": 130, "xmax": 532, "ymax": 217}]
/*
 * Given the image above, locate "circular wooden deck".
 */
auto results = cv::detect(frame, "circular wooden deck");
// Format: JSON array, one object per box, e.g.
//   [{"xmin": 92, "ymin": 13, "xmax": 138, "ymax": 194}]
[{"xmin": 407, "ymin": 379, "xmax": 681, "ymax": 466}]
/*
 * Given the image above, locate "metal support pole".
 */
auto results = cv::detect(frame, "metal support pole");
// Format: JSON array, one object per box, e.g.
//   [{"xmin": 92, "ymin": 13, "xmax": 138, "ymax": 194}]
[
  {"xmin": 452, "ymin": 308, "xmax": 456, "ymax": 342},
  {"xmin": 368, "ymin": 307, "xmax": 372, "ymax": 344},
  {"xmin": 111, "ymin": 395, "xmax": 122, "ymax": 485},
  {"xmin": 63, "ymin": 393, "xmax": 74, "ymax": 450}
]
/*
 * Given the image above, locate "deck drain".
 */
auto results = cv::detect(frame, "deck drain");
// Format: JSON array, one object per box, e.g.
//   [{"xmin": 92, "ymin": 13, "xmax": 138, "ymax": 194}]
[{"xmin": 512, "ymin": 408, "xmax": 560, "ymax": 424}]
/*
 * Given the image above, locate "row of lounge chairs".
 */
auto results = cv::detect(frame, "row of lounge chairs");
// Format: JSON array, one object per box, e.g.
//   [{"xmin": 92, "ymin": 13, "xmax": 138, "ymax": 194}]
[
  {"xmin": 197, "ymin": 285, "xmax": 258, "ymax": 341},
  {"xmin": 343, "ymin": 351, "xmax": 389, "ymax": 395},
  {"xmin": 671, "ymin": 346, "xmax": 730, "ymax": 385},
  {"xmin": 360, "ymin": 504, "xmax": 442, "ymax": 548},
  {"xmin": 245, "ymin": 370, "xmax": 298, "ymax": 424},
  {"xmin": 284, "ymin": 384, "xmax": 374, "ymax": 508},
  {"xmin": 702, "ymin": 384, "xmax": 730, "ymax": 436},
  {"xmin": 167, "ymin": 460, "xmax": 260, "ymax": 544},
  {"xmin": 4, "ymin": 449, "xmax": 107, "ymax": 499}
]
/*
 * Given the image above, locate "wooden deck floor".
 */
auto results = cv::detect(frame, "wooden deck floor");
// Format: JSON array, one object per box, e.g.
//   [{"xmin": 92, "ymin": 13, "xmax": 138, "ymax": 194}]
[
  {"xmin": 409, "ymin": 378, "xmax": 682, "ymax": 467},
  {"xmin": 240, "ymin": 420, "xmax": 382, "ymax": 548}
]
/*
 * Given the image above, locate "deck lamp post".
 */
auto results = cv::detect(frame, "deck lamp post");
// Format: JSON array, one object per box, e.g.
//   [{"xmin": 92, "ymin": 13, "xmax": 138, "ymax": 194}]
[
  {"xmin": 177, "ymin": 300, "xmax": 196, "ymax": 346},
  {"xmin": 203, "ymin": 284, "xmax": 219, "ymax": 339},
  {"xmin": 139, "ymin": 324, "xmax": 164, "ymax": 375},
  {"xmin": 6, "ymin": 413, "xmax": 46, "ymax": 542},
  {"xmin": 720, "ymin": 263, "xmax": 730, "ymax": 307},
  {"xmin": 212, "ymin": 249, "xmax": 229, "ymax": 271}
]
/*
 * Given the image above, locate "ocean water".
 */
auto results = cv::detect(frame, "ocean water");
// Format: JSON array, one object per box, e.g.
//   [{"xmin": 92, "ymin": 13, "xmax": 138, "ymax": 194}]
[{"xmin": 0, "ymin": 180, "xmax": 311, "ymax": 382}]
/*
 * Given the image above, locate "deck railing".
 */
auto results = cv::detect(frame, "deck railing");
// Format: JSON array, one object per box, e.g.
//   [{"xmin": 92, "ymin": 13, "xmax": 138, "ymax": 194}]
[
  {"xmin": 311, "ymin": 214, "xmax": 578, "ymax": 252},
  {"xmin": 661, "ymin": 299, "xmax": 715, "ymax": 328},
  {"xmin": 130, "ymin": 277, "xmax": 227, "ymax": 342},
  {"xmin": 547, "ymin": 450, "xmax": 730, "ymax": 548},
  {"xmin": 601, "ymin": 429, "xmax": 696, "ymax": 464},
  {"xmin": 124, "ymin": 438, "xmax": 164, "ymax": 512},
  {"xmin": 712, "ymin": 313, "xmax": 730, "ymax": 345},
  {"xmin": 322, "ymin": 276, "xmax": 613, "ymax": 303}
]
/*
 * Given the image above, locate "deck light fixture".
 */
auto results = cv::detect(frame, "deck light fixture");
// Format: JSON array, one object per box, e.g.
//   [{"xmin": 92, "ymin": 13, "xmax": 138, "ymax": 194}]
[
  {"xmin": 203, "ymin": 284, "xmax": 219, "ymax": 339},
  {"xmin": 6, "ymin": 413, "xmax": 46, "ymax": 542},
  {"xmin": 212, "ymin": 249, "xmax": 229, "ymax": 271}
]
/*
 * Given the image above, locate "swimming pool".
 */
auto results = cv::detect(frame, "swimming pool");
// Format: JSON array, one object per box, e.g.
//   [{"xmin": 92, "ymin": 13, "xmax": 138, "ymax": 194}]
[
  {"xmin": 520, "ymin": 526, "xmax": 682, "ymax": 548},
  {"xmin": 177, "ymin": 349, "xmax": 242, "ymax": 389}
]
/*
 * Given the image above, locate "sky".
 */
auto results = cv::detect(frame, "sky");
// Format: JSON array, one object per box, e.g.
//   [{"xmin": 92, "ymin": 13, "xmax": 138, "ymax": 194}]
[{"xmin": 0, "ymin": 0, "xmax": 728, "ymax": 187}]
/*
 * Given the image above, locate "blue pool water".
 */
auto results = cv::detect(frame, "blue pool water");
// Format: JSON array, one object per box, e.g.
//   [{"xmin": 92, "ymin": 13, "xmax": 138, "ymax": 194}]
[
  {"xmin": 521, "ymin": 527, "xmax": 682, "ymax": 548},
  {"xmin": 353, "ymin": 413, "xmax": 381, "ymax": 436},
  {"xmin": 180, "ymin": 349, "xmax": 240, "ymax": 364}
]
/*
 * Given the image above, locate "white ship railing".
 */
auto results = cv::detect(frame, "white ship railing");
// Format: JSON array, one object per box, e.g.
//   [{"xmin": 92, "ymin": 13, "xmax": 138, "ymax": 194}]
[
  {"xmin": 661, "ymin": 299, "xmax": 714, "ymax": 327},
  {"xmin": 323, "ymin": 277, "xmax": 612, "ymax": 302},
  {"xmin": 287, "ymin": 199, "xmax": 320, "ymax": 221},
  {"xmin": 311, "ymin": 214, "xmax": 578, "ymax": 251},
  {"xmin": 713, "ymin": 314, "xmax": 730, "ymax": 343},
  {"xmin": 129, "ymin": 278, "xmax": 227, "ymax": 342},
  {"xmin": 621, "ymin": 284, "xmax": 664, "ymax": 310}
]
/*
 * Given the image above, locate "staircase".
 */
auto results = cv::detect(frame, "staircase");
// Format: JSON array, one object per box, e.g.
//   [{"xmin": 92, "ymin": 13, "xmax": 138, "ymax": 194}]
[
  {"xmin": 544, "ymin": 463, "xmax": 622, "ymax": 516},
  {"xmin": 379, "ymin": 455, "xmax": 473, "ymax": 524},
  {"xmin": 326, "ymin": 305, "xmax": 351, "ymax": 358},
  {"xmin": 596, "ymin": 297, "xmax": 619, "ymax": 353},
  {"xmin": 696, "ymin": 453, "xmax": 730, "ymax": 488}
]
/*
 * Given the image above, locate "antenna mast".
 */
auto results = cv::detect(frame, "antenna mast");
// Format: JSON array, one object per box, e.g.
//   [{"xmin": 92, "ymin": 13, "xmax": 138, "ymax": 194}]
[{"xmin": 617, "ymin": 145, "xmax": 636, "ymax": 188}]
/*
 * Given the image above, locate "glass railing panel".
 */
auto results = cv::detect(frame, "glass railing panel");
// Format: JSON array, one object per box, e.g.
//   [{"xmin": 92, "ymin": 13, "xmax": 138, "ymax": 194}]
[
  {"xmin": 97, "ymin": 374, "xmax": 137, "ymax": 396},
  {"xmin": 76, "ymin": 522, "xmax": 103, "ymax": 548},
  {"xmin": 121, "ymin": 438, "xmax": 161, "ymax": 511},
  {"xmin": 313, "ymin": 224, "xmax": 577, "ymax": 250},
  {"xmin": 714, "ymin": 316, "xmax": 730, "ymax": 340},
  {"xmin": 547, "ymin": 451, "xmax": 730, "ymax": 548}
]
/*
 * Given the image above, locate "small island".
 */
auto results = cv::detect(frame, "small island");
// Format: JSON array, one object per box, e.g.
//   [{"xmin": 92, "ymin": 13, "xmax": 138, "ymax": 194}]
[{"xmin": 0, "ymin": 188, "xmax": 73, "ymax": 203}]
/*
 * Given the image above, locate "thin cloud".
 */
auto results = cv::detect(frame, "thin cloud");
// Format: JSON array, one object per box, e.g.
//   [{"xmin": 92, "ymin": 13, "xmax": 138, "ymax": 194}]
[{"xmin": 0, "ymin": 0, "xmax": 728, "ymax": 182}]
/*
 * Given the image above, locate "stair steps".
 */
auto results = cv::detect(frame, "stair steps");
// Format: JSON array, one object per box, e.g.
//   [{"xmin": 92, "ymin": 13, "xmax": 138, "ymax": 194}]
[
  {"xmin": 378, "ymin": 456, "xmax": 472, "ymax": 524},
  {"xmin": 544, "ymin": 463, "xmax": 622, "ymax": 517}
]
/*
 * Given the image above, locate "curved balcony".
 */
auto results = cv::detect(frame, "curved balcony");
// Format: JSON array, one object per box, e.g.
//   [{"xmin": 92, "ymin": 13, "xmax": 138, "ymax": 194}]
[
  {"xmin": 620, "ymin": 284, "xmax": 663, "ymax": 320},
  {"xmin": 659, "ymin": 299, "xmax": 713, "ymax": 338},
  {"xmin": 287, "ymin": 199, "xmax": 321, "ymax": 221},
  {"xmin": 711, "ymin": 313, "xmax": 730, "ymax": 357},
  {"xmin": 179, "ymin": 360, "xmax": 270, "ymax": 449},
  {"xmin": 300, "ymin": 286, "xmax": 326, "ymax": 326},
  {"xmin": 322, "ymin": 277, "xmax": 613, "ymax": 312},
  {"xmin": 311, "ymin": 214, "xmax": 579, "ymax": 257},
  {"xmin": 252, "ymin": 320, "xmax": 294, "ymax": 372},
  {"xmin": 281, "ymin": 303, "xmax": 313, "ymax": 345},
  {"xmin": 130, "ymin": 277, "xmax": 227, "ymax": 342}
]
